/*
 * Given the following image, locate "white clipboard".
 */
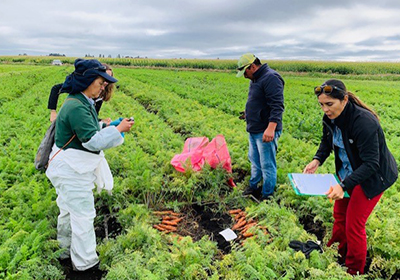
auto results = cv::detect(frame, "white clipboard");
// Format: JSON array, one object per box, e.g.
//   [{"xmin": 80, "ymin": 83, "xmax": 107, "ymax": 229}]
[{"xmin": 288, "ymin": 173, "xmax": 349, "ymax": 197}]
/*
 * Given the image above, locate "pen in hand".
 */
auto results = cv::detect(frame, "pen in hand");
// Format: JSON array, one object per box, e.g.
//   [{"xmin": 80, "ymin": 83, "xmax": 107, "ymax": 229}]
[{"xmin": 327, "ymin": 186, "xmax": 333, "ymax": 203}]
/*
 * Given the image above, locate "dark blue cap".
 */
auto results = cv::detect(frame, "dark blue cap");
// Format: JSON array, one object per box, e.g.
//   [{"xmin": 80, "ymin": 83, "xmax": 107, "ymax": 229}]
[{"xmin": 61, "ymin": 59, "xmax": 117, "ymax": 94}]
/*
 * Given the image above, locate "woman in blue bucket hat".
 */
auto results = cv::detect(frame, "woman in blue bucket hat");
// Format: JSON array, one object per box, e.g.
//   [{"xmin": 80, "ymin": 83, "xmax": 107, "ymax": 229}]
[{"xmin": 46, "ymin": 58, "xmax": 134, "ymax": 272}]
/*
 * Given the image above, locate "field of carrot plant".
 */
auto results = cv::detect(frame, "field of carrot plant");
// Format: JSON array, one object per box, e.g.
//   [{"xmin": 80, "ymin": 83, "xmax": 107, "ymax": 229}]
[{"xmin": 0, "ymin": 61, "xmax": 399, "ymax": 280}]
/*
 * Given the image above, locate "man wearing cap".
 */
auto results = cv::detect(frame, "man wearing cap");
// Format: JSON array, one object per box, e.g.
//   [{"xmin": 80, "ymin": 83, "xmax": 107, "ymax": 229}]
[{"xmin": 237, "ymin": 53, "xmax": 284, "ymax": 200}]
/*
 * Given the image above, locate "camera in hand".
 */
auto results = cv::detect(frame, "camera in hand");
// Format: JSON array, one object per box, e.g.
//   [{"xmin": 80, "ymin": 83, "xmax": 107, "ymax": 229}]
[{"xmin": 128, "ymin": 117, "xmax": 134, "ymax": 122}]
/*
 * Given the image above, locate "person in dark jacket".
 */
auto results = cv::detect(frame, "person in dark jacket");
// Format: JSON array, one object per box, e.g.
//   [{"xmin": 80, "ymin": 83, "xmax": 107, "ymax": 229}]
[
  {"xmin": 237, "ymin": 53, "xmax": 285, "ymax": 200},
  {"xmin": 303, "ymin": 79, "xmax": 398, "ymax": 275},
  {"xmin": 48, "ymin": 63, "xmax": 115, "ymax": 122}
]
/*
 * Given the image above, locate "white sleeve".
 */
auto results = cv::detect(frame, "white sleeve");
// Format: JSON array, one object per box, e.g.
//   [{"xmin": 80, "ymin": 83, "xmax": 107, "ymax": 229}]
[{"xmin": 82, "ymin": 126, "xmax": 124, "ymax": 151}]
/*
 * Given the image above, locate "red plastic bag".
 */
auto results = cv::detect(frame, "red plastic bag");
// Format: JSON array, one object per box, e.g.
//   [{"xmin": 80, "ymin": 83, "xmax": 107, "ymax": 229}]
[{"xmin": 170, "ymin": 137, "xmax": 209, "ymax": 172}]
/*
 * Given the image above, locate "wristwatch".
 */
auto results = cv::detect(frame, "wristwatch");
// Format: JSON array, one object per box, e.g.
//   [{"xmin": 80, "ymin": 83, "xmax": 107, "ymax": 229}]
[{"xmin": 339, "ymin": 182, "xmax": 347, "ymax": 192}]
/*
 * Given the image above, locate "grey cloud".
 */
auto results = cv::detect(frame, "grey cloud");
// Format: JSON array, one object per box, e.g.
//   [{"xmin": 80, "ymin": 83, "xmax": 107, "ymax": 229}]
[{"xmin": 0, "ymin": 0, "xmax": 400, "ymax": 60}]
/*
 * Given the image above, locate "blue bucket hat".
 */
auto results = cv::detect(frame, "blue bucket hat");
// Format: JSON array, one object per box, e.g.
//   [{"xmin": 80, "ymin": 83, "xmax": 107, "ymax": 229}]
[{"xmin": 61, "ymin": 59, "xmax": 117, "ymax": 94}]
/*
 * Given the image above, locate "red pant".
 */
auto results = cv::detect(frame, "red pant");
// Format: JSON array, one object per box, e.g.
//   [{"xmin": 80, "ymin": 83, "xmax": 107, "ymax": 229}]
[{"xmin": 327, "ymin": 185, "xmax": 382, "ymax": 275}]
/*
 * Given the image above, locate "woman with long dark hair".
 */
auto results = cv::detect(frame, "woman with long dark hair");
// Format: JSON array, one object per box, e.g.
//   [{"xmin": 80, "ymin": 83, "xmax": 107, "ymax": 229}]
[{"xmin": 303, "ymin": 79, "xmax": 397, "ymax": 275}]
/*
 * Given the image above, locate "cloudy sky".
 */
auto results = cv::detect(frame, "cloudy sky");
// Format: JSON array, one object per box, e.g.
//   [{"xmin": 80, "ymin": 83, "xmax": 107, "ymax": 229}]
[{"xmin": 1, "ymin": 0, "xmax": 400, "ymax": 61}]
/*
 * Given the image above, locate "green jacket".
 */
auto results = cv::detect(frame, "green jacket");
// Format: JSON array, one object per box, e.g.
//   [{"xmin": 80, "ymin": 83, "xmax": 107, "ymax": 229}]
[{"xmin": 55, "ymin": 93, "xmax": 100, "ymax": 154}]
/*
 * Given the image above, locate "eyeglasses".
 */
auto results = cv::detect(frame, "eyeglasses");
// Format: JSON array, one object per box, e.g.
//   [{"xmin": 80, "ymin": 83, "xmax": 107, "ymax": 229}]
[
  {"xmin": 314, "ymin": 85, "xmax": 345, "ymax": 96},
  {"xmin": 237, "ymin": 63, "xmax": 252, "ymax": 71}
]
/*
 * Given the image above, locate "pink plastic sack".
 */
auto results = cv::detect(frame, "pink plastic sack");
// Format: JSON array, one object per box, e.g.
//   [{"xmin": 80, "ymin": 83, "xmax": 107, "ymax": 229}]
[
  {"xmin": 170, "ymin": 137, "xmax": 209, "ymax": 172},
  {"xmin": 203, "ymin": 135, "xmax": 232, "ymax": 173},
  {"xmin": 171, "ymin": 135, "xmax": 236, "ymax": 187}
]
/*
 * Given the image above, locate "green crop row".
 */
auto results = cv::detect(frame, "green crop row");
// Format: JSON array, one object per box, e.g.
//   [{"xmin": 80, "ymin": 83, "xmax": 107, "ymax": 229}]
[
  {"xmin": 112, "ymin": 67, "xmax": 400, "ymax": 278},
  {"xmin": 0, "ymin": 64, "xmax": 399, "ymax": 279},
  {"xmin": 86, "ymin": 81, "xmax": 333, "ymax": 279},
  {"xmin": 0, "ymin": 67, "xmax": 70, "ymax": 279},
  {"xmin": 2, "ymin": 55, "xmax": 400, "ymax": 75}
]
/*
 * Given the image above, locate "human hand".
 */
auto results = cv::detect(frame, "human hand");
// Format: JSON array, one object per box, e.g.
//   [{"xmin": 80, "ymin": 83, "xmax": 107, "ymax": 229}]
[
  {"xmin": 262, "ymin": 127, "xmax": 275, "ymax": 142},
  {"xmin": 238, "ymin": 111, "xmax": 246, "ymax": 120},
  {"xmin": 116, "ymin": 118, "xmax": 134, "ymax": 133},
  {"xmin": 102, "ymin": 118, "xmax": 112, "ymax": 126},
  {"xmin": 303, "ymin": 159, "xmax": 320, "ymax": 174},
  {"xmin": 326, "ymin": 184, "xmax": 344, "ymax": 201},
  {"xmin": 50, "ymin": 110, "xmax": 57, "ymax": 122}
]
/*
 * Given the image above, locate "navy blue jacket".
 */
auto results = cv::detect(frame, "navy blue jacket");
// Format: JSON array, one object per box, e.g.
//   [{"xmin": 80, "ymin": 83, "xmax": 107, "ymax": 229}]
[
  {"xmin": 245, "ymin": 64, "xmax": 285, "ymax": 133},
  {"xmin": 314, "ymin": 101, "xmax": 398, "ymax": 199},
  {"xmin": 47, "ymin": 83, "xmax": 103, "ymax": 114}
]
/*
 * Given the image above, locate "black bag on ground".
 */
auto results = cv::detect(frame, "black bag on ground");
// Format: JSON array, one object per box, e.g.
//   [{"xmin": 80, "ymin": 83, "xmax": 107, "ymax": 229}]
[
  {"xmin": 289, "ymin": 240, "xmax": 323, "ymax": 258},
  {"xmin": 35, "ymin": 121, "xmax": 56, "ymax": 171}
]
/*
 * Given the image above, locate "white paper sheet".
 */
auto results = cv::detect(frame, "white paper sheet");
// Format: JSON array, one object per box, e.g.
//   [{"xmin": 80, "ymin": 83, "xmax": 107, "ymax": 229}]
[{"xmin": 219, "ymin": 228, "xmax": 237, "ymax": 241}]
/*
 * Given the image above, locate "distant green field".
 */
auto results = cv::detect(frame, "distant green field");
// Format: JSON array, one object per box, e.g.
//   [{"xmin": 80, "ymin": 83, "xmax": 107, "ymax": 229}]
[
  {"xmin": 2, "ymin": 55, "xmax": 400, "ymax": 76},
  {"xmin": 0, "ymin": 63, "xmax": 399, "ymax": 279}
]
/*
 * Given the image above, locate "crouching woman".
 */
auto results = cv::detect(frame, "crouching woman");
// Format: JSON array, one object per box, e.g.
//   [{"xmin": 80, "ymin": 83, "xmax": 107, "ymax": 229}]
[{"xmin": 46, "ymin": 59, "xmax": 133, "ymax": 271}]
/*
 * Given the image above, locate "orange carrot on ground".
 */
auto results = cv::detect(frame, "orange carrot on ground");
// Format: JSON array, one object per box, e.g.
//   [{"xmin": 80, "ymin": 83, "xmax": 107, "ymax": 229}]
[
  {"xmin": 153, "ymin": 224, "xmax": 166, "ymax": 231},
  {"xmin": 170, "ymin": 212, "xmax": 181, "ymax": 217},
  {"xmin": 229, "ymin": 209, "xmax": 242, "ymax": 215},
  {"xmin": 242, "ymin": 232, "xmax": 254, "ymax": 238},
  {"xmin": 162, "ymin": 220, "xmax": 180, "ymax": 226},
  {"xmin": 236, "ymin": 225, "xmax": 247, "ymax": 231},
  {"xmin": 162, "ymin": 216, "xmax": 175, "ymax": 221},
  {"xmin": 232, "ymin": 218, "xmax": 247, "ymax": 230},
  {"xmin": 158, "ymin": 224, "xmax": 177, "ymax": 231},
  {"xmin": 153, "ymin": 210, "xmax": 174, "ymax": 216},
  {"xmin": 234, "ymin": 212, "xmax": 246, "ymax": 220},
  {"xmin": 171, "ymin": 217, "xmax": 183, "ymax": 223},
  {"xmin": 240, "ymin": 223, "xmax": 257, "ymax": 234}
]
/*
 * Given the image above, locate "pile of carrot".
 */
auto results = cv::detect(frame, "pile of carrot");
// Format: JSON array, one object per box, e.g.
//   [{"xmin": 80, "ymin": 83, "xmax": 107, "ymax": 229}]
[
  {"xmin": 228, "ymin": 209, "xmax": 268, "ymax": 240},
  {"xmin": 152, "ymin": 210, "xmax": 183, "ymax": 233}
]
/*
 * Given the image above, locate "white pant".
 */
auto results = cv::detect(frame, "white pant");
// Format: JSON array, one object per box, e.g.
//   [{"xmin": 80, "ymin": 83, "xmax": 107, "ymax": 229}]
[{"xmin": 47, "ymin": 157, "xmax": 99, "ymax": 271}]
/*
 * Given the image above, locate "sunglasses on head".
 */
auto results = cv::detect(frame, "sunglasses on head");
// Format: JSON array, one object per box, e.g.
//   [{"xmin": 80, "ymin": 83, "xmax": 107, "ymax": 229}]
[{"xmin": 314, "ymin": 85, "xmax": 345, "ymax": 96}]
